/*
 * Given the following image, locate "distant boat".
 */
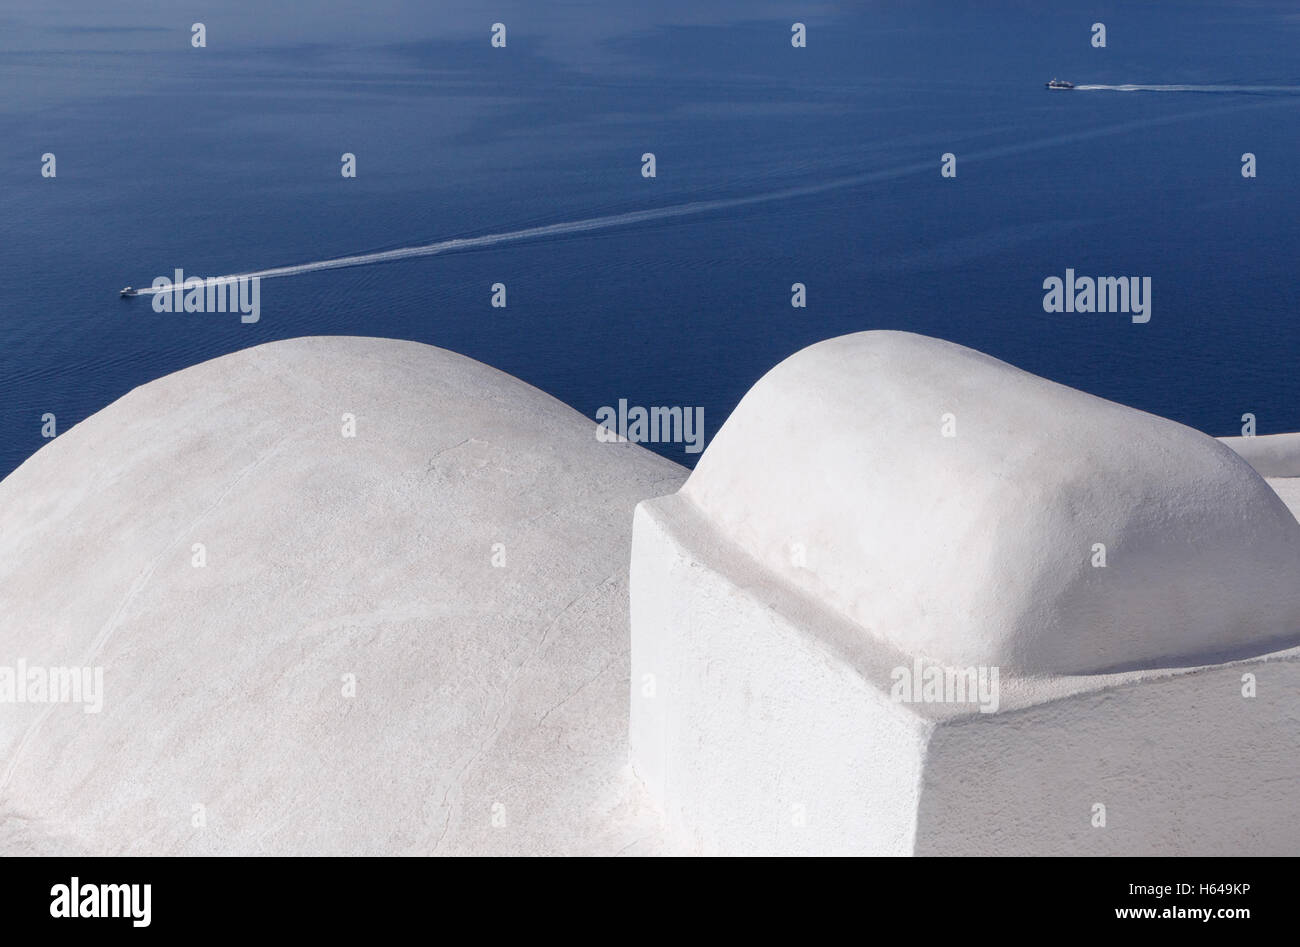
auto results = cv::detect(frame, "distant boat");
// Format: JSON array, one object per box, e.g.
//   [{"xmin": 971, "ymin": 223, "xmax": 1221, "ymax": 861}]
[
  {"xmin": 119, "ymin": 287, "xmax": 136, "ymax": 297},
  {"xmin": 1045, "ymin": 79, "xmax": 1075, "ymax": 90}
]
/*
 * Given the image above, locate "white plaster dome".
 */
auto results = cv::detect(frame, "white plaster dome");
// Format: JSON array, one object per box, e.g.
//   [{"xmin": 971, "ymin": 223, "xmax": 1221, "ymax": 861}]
[
  {"xmin": 681, "ymin": 331, "xmax": 1300, "ymax": 674},
  {"xmin": 0, "ymin": 336, "xmax": 685, "ymax": 855}
]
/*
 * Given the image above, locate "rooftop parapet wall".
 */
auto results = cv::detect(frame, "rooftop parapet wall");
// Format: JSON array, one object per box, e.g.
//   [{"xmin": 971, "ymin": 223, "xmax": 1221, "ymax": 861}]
[{"xmin": 1220, "ymin": 431, "xmax": 1300, "ymax": 479}]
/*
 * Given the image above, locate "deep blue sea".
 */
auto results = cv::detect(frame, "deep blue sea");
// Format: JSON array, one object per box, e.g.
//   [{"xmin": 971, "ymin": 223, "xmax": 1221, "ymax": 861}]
[{"xmin": 2, "ymin": 0, "xmax": 1298, "ymax": 474}]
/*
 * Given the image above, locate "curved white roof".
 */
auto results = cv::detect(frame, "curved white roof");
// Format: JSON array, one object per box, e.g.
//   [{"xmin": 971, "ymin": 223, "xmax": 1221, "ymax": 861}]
[
  {"xmin": 0, "ymin": 337, "xmax": 685, "ymax": 855},
  {"xmin": 682, "ymin": 331, "xmax": 1300, "ymax": 674}
]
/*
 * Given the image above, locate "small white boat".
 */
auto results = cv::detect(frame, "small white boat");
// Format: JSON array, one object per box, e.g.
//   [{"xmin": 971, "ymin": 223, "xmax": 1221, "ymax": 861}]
[
  {"xmin": 119, "ymin": 287, "xmax": 136, "ymax": 297},
  {"xmin": 1045, "ymin": 79, "xmax": 1075, "ymax": 90}
]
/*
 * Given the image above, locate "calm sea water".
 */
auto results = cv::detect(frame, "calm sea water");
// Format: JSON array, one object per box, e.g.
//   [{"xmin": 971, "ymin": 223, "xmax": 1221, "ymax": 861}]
[{"xmin": 1, "ymin": 0, "xmax": 1298, "ymax": 475}]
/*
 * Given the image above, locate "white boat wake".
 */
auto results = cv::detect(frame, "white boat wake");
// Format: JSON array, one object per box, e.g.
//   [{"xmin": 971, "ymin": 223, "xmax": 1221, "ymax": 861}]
[
  {"xmin": 126, "ymin": 96, "xmax": 1293, "ymax": 296},
  {"xmin": 128, "ymin": 165, "xmax": 934, "ymax": 295},
  {"xmin": 1075, "ymin": 84, "xmax": 1300, "ymax": 93}
]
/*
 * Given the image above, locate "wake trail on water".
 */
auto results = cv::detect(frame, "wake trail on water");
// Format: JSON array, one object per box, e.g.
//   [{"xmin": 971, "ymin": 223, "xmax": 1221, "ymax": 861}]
[
  {"xmin": 130, "ymin": 165, "xmax": 934, "ymax": 294},
  {"xmin": 127, "ymin": 97, "xmax": 1291, "ymax": 295},
  {"xmin": 1075, "ymin": 84, "xmax": 1300, "ymax": 93}
]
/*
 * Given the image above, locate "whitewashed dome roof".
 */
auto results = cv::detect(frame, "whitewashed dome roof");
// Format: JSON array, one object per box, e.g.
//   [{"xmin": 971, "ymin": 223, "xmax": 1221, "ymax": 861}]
[
  {"xmin": 0, "ymin": 337, "xmax": 685, "ymax": 855},
  {"xmin": 682, "ymin": 331, "xmax": 1300, "ymax": 674}
]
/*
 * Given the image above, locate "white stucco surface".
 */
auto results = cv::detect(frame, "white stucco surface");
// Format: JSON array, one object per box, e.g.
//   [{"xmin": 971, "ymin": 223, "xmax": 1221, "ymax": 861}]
[
  {"xmin": 5, "ymin": 329, "xmax": 1298, "ymax": 857},
  {"xmin": 631, "ymin": 330, "xmax": 1300, "ymax": 855},
  {"xmin": 631, "ymin": 489, "xmax": 1300, "ymax": 855},
  {"xmin": 680, "ymin": 331, "xmax": 1300, "ymax": 674},
  {"xmin": 0, "ymin": 336, "xmax": 686, "ymax": 856}
]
